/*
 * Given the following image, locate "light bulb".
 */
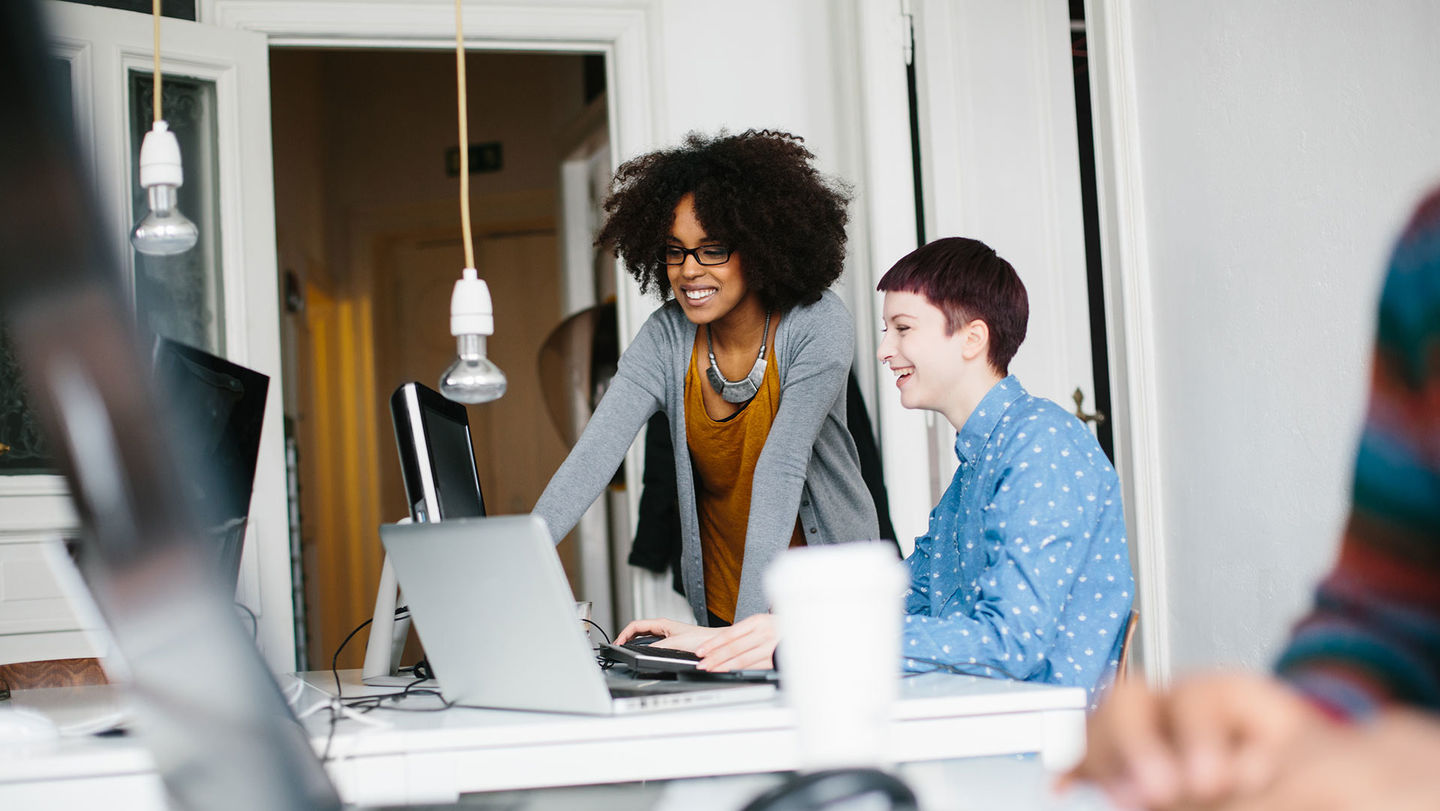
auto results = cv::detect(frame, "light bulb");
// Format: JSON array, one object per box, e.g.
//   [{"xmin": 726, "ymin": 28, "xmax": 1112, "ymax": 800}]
[
  {"xmin": 131, "ymin": 121, "xmax": 198, "ymax": 256},
  {"xmin": 440, "ymin": 334, "xmax": 507, "ymax": 403},
  {"xmin": 439, "ymin": 268, "xmax": 506, "ymax": 404},
  {"xmin": 132, "ymin": 184, "xmax": 198, "ymax": 256}
]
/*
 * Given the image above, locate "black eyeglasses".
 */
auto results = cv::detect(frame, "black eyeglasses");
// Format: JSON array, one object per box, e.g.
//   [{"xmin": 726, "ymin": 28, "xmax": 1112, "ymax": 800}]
[{"xmin": 659, "ymin": 244, "xmax": 732, "ymax": 266}]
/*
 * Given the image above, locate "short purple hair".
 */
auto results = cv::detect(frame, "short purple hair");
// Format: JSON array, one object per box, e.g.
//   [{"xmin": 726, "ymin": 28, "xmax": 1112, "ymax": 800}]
[{"xmin": 877, "ymin": 237, "xmax": 1028, "ymax": 375}]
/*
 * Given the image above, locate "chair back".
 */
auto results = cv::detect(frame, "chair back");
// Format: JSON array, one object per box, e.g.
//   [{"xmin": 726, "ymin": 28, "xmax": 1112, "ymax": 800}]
[{"xmin": 1116, "ymin": 609, "xmax": 1140, "ymax": 683}]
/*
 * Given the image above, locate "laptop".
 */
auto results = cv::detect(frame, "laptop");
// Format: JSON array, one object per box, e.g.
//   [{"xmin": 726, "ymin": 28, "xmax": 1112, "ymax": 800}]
[{"xmin": 379, "ymin": 515, "xmax": 776, "ymax": 714}]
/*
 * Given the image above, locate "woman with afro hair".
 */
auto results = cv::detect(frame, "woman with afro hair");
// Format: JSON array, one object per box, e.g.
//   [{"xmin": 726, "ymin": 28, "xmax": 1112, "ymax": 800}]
[{"xmin": 534, "ymin": 130, "xmax": 879, "ymax": 650}]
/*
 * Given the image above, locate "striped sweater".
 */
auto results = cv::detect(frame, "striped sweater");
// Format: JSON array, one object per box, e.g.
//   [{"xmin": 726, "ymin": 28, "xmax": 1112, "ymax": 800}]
[{"xmin": 1275, "ymin": 186, "xmax": 1440, "ymax": 719}]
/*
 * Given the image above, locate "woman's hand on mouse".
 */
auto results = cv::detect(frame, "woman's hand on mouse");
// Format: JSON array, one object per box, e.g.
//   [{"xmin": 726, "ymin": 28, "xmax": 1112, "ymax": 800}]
[
  {"xmin": 615, "ymin": 618, "xmax": 714, "ymax": 650},
  {"xmin": 615, "ymin": 615, "xmax": 777, "ymax": 672},
  {"xmin": 693, "ymin": 614, "xmax": 777, "ymax": 672}
]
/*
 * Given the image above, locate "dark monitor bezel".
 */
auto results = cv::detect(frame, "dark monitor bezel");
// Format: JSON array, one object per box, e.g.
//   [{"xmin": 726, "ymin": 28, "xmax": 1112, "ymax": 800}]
[{"xmin": 389, "ymin": 381, "xmax": 485, "ymax": 522}]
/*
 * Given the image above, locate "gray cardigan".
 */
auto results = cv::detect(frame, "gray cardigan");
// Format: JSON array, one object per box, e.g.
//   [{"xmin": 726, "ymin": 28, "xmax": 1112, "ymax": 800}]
[{"xmin": 534, "ymin": 289, "xmax": 879, "ymax": 622}]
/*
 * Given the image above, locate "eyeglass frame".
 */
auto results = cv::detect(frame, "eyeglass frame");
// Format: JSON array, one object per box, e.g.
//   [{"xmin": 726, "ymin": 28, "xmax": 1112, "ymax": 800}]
[{"xmin": 658, "ymin": 244, "xmax": 733, "ymax": 266}]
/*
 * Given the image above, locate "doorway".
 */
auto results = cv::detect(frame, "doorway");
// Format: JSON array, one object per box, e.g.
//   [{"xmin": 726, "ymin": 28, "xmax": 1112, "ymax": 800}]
[{"xmin": 269, "ymin": 48, "xmax": 613, "ymax": 669}]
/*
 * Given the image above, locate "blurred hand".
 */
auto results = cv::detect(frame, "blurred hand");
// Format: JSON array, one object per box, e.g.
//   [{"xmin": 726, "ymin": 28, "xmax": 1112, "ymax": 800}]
[
  {"xmin": 1060, "ymin": 672, "xmax": 1329, "ymax": 809},
  {"xmin": 694, "ymin": 613, "xmax": 778, "ymax": 672},
  {"xmin": 1219, "ymin": 709, "xmax": 1440, "ymax": 811}
]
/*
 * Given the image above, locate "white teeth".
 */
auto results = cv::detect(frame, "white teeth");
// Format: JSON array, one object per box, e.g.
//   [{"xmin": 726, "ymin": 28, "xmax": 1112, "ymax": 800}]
[
  {"xmin": 892, "ymin": 367, "xmax": 913, "ymax": 378},
  {"xmin": 685, "ymin": 289, "xmax": 715, "ymax": 301}
]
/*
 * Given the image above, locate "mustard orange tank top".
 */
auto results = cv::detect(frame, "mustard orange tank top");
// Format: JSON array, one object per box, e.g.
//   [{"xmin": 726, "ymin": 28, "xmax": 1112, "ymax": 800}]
[{"xmin": 685, "ymin": 339, "xmax": 805, "ymax": 623}]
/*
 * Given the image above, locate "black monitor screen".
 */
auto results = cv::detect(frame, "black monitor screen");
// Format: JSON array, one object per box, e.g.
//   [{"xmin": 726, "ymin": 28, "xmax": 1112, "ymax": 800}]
[
  {"xmin": 424, "ymin": 404, "xmax": 485, "ymax": 519},
  {"xmin": 391, "ymin": 382, "xmax": 485, "ymax": 522},
  {"xmin": 152, "ymin": 337, "xmax": 269, "ymax": 586}
]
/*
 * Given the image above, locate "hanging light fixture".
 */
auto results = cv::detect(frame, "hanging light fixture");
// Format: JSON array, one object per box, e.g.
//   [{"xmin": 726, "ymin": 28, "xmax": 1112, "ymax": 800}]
[
  {"xmin": 438, "ymin": 0, "xmax": 506, "ymax": 404},
  {"xmin": 130, "ymin": 0, "xmax": 198, "ymax": 257}
]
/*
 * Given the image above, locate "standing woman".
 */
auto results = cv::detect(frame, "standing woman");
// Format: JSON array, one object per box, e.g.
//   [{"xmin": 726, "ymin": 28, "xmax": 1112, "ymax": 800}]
[{"xmin": 534, "ymin": 129, "xmax": 878, "ymax": 629}]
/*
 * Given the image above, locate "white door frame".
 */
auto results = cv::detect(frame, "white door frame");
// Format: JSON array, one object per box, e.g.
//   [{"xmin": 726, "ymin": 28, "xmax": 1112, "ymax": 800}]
[
  {"xmin": 203, "ymin": 0, "xmax": 669, "ymax": 618},
  {"xmin": 199, "ymin": 0, "xmax": 665, "ymax": 361},
  {"xmin": 1080, "ymin": 0, "xmax": 1169, "ymax": 683}
]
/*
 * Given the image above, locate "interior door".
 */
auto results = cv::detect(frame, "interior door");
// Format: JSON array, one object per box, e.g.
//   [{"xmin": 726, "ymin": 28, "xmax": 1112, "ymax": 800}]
[
  {"xmin": 42, "ymin": 2, "xmax": 292, "ymax": 670},
  {"xmin": 911, "ymin": 0, "xmax": 1096, "ymax": 470}
]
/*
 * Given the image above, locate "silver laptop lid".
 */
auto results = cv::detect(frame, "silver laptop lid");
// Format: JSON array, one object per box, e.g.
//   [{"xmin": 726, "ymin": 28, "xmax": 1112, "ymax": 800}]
[{"xmin": 379, "ymin": 515, "xmax": 616, "ymax": 714}]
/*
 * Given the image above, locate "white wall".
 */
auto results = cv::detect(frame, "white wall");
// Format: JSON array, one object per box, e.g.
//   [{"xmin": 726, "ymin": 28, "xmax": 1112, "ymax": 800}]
[
  {"xmin": 647, "ymin": 0, "xmax": 867, "ymax": 322},
  {"xmin": 1119, "ymin": 1, "xmax": 1440, "ymax": 671}
]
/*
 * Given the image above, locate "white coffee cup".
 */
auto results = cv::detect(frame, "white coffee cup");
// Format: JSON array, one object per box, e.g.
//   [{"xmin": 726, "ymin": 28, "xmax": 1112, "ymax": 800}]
[{"xmin": 765, "ymin": 542, "xmax": 908, "ymax": 770}]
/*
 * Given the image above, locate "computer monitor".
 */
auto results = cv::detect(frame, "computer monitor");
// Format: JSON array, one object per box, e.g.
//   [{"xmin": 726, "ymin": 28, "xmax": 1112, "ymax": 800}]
[
  {"xmin": 389, "ymin": 380, "xmax": 485, "ymax": 522},
  {"xmin": 150, "ymin": 336, "xmax": 270, "ymax": 592},
  {"xmin": 363, "ymin": 381, "xmax": 487, "ymax": 684}
]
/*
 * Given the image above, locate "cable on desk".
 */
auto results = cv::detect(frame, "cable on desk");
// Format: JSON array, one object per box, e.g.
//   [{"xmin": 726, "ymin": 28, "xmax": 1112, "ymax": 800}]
[
  {"xmin": 331, "ymin": 616, "xmax": 373, "ymax": 698},
  {"xmin": 901, "ymin": 655, "xmax": 1025, "ymax": 682},
  {"xmin": 317, "ymin": 614, "xmax": 630, "ymax": 760}
]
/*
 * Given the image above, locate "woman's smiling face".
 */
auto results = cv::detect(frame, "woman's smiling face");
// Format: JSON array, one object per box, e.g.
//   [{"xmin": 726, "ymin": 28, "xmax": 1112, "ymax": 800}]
[
  {"xmin": 877, "ymin": 290, "xmax": 972, "ymax": 414},
  {"xmin": 666, "ymin": 194, "xmax": 757, "ymax": 327}
]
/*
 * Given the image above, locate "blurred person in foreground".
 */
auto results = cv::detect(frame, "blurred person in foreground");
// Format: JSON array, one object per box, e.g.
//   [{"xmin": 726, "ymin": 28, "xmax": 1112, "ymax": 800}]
[{"xmin": 1063, "ymin": 186, "xmax": 1440, "ymax": 809}]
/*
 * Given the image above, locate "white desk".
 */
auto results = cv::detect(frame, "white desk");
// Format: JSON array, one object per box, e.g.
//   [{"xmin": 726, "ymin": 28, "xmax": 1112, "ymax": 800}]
[{"xmin": 0, "ymin": 670, "xmax": 1087, "ymax": 808}]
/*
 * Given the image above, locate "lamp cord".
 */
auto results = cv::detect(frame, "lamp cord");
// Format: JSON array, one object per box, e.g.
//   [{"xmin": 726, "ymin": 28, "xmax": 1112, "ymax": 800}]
[
  {"xmin": 454, "ymin": 0, "xmax": 475, "ymax": 270},
  {"xmin": 151, "ymin": 0, "xmax": 162, "ymax": 123}
]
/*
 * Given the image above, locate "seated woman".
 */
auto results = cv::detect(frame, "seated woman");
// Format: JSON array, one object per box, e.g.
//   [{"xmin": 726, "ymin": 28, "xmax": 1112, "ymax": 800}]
[{"xmin": 534, "ymin": 129, "xmax": 879, "ymax": 629}]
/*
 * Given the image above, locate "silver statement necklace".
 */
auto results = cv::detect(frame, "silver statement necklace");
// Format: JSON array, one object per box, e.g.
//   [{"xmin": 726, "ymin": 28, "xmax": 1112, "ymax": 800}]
[{"xmin": 706, "ymin": 310, "xmax": 771, "ymax": 404}]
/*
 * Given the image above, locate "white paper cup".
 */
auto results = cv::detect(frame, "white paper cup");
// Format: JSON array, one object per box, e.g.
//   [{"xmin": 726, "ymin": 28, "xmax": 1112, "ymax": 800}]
[{"xmin": 765, "ymin": 542, "xmax": 907, "ymax": 770}]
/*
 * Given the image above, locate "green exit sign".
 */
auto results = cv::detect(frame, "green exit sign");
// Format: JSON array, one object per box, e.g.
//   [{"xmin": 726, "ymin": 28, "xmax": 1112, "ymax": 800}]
[{"xmin": 446, "ymin": 142, "xmax": 503, "ymax": 176}]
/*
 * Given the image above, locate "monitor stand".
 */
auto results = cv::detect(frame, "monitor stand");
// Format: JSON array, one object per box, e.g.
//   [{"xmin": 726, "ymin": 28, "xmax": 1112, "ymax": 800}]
[{"xmin": 361, "ymin": 519, "xmax": 434, "ymax": 687}]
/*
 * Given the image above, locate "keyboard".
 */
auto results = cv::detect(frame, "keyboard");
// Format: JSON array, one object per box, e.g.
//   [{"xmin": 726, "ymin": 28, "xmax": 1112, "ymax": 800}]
[
  {"xmin": 622, "ymin": 642, "xmax": 700, "ymax": 662},
  {"xmin": 599, "ymin": 641, "xmax": 701, "ymax": 672}
]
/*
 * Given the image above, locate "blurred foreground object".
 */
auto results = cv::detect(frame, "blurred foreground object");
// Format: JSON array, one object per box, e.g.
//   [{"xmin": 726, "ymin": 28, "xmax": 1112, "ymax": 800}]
[{"xmin": 0, "ymin": 2, "xmax": 337, "ymax": 808}]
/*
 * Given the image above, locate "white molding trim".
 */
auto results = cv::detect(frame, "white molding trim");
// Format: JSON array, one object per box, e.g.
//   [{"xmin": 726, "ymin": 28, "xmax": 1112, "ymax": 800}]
[
  {"xmin": 1085, "ymin": 0, "xmax": 1170, "ymax": 684},
  {"xmin": 0, "ymin": 475, "xmax": 70, "ymax": 497},
  {"xmin": 848, "ymin": 0, "xmax": 925, "ymax": 554},
  {"xmin": 202, "ymin": 1, "xmax": 662, "ymax": 161},
  {"xmin": 0, "ymin": 476, "xmax": 79, "ymax": 534}
]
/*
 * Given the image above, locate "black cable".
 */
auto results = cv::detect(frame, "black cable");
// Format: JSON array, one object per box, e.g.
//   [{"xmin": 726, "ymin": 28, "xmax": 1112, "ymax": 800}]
[
  {"xmin": 902, "ymin": 655, "xmax": 1026, "ymax": 682},
  {"xmin": 582, "ymin": 618, "xmax": 611, "ymax": 645},
  {"xmin": 330, "ymin": 617, "xmax": 373, "ymax": 698}
]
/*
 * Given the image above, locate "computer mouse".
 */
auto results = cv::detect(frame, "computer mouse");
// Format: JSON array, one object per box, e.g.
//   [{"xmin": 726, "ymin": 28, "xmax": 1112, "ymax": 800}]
[
  {"xmin": 628, "ymin": 634, "xmax": 668, "ymax": 647},
  {"xmin": 740, "ymin": 768, "xmax": 918, "ymax": 811}
]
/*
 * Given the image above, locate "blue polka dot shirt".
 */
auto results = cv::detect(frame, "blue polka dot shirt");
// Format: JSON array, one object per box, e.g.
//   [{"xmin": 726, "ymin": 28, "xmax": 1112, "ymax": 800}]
[{"xmin": 902, "ymin": 376, "xmax": 1134, "ymax": 703}]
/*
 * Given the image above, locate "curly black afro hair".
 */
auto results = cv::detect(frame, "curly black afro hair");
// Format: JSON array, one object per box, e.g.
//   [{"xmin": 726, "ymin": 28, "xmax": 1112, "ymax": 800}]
[{"xmin": 595, "ymin": 129, "xmax": 853, "ymax": 311}]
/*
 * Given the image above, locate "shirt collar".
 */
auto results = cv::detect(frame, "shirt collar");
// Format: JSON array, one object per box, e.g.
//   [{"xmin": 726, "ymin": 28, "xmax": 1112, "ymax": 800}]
[{"xmin": 954, "ymin": 375, "xmax": 1026, "ymax": 463}]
